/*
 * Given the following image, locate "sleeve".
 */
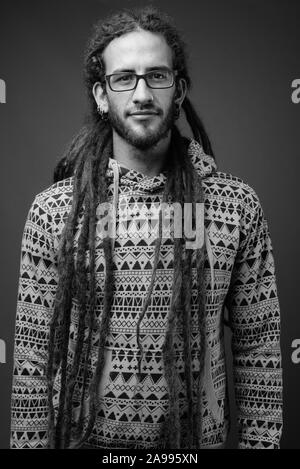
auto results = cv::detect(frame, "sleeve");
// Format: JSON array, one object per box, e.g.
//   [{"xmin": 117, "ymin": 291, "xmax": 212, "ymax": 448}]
[
  {"xmin": 225, "ymin": 189, "xmax": 283, "ymax": 449},
  {"xmin": 10, "ymin": 196, "xmax": 58, "ymax": 449}
]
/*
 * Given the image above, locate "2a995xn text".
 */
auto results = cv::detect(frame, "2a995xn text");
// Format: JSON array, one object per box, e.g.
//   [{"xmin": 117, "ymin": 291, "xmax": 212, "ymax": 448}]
[{"xmin": 146, "ymin": 453, "xmax": 198, "ymax": 464}]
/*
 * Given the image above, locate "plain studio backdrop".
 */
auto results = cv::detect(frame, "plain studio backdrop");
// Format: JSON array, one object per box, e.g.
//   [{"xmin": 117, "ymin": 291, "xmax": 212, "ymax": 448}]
[{"xmin": 0, "ymin": 0, "xmax": 299, "ymax": 449}]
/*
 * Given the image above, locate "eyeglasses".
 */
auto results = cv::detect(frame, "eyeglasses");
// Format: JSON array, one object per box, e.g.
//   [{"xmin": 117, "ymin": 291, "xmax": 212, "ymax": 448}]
[{"xmin": 105, "ymin": 69, "xmax": 178, "ymax": 92}]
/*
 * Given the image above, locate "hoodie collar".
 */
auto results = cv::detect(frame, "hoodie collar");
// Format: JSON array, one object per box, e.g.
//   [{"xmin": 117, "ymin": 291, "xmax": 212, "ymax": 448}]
[{"xmin": 106, "ymin": 138, "xmax": 217, "ymax": 192}]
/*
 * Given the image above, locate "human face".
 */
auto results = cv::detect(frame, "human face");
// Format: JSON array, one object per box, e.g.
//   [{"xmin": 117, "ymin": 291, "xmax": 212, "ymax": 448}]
[{"xmin": 93, "ymin": 30, "xmax": 186, "ymax": 150}]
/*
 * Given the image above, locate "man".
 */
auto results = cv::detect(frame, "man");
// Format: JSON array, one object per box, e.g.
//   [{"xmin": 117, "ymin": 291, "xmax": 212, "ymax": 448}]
[{"xmin": 10, "ymin": 7, "xmax": 283, "ymax": 449}]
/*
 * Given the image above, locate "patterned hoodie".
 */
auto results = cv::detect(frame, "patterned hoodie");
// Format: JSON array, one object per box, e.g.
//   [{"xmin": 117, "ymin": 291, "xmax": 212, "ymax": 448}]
[{"xmin": 10, "ymin": 139, "xmax": 283, "ymax": 449}]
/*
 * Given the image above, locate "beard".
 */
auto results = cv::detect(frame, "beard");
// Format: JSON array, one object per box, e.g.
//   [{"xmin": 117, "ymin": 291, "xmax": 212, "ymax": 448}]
[{"xmin": 107, "ymin": 99, "xmax": 177, "ymax": 150}]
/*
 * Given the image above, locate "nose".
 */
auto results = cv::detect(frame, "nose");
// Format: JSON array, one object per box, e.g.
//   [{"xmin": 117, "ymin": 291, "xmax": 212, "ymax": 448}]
[{"xmin": 132, "ymin": 77, "xmax": 154, "ymax": 104}]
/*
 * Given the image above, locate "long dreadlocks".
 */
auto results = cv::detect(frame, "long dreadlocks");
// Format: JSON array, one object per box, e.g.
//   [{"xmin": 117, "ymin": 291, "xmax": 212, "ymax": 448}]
[{"xmin": 48, "ymin": 6, "xmax": 215, "ymax": 449}]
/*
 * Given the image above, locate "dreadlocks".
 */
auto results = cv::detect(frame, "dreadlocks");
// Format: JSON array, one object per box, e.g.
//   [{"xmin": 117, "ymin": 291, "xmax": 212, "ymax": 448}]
[{"xmin": 48, "ymin": 6, "xmax": 214, "ymax": 449}]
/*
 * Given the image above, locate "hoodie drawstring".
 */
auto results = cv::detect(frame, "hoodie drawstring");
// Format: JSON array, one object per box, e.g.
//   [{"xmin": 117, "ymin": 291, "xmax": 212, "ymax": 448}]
[
  {"xmin": 203, "ymin": 345, "xmax": 224, "ymax": 423},
  {"xmin": 202, "ymin": 227, "xmax": 222, "ymax": 423},
  {"xmin": 110, "ymin": 159, "xmax": 120, "ymax": 253},
  {"xmin": 204, "ymin": 228, "xmax": 215, "ymax": 304}
]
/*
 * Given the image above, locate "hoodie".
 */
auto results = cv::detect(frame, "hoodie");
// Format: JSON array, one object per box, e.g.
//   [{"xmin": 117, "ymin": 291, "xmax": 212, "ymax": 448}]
[{"xmin": 10, "ymin": 139, "xmax": 283, "ymax": 449}]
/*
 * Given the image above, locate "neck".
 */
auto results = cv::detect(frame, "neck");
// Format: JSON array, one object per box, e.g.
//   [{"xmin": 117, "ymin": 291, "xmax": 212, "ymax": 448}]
[{"xmin": 112, "ymin": 131, "xmax": 171, "ymax": 177}]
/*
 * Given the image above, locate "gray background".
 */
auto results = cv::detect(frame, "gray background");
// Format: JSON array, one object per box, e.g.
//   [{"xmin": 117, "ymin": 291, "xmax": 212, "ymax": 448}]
[{"xmin": 0, "ymin": 0, "xmax": 299, "ymax": 449}]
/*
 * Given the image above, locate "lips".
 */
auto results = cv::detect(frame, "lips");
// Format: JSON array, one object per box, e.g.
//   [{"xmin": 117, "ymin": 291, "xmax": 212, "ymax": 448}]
[{"xmin": 129, "ymin": 111, "xmax": 159, "ymax": 116}]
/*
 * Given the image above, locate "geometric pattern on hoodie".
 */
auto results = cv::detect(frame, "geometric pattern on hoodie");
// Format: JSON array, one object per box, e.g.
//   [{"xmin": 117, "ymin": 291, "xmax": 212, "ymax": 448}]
[{"xmin": 10, "ymin": 139, "xmax": 283, "ymax": 449}]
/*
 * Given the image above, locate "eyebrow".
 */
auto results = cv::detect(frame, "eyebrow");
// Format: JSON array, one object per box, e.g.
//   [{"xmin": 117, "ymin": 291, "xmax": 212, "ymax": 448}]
[{"xmin": 110, "ymin": 65, "xmax": 172, "ymax": 74}]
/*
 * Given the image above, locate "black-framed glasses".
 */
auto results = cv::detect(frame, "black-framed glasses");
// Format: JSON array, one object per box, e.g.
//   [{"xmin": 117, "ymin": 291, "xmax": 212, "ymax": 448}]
[{"xmin": 105, "ymin": 69, "xmax": 178, "ymax": 92}]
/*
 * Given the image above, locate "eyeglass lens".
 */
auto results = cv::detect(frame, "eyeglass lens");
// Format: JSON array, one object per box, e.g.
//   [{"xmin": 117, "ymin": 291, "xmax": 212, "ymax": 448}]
[{"xmin": 109, "ymin": 70, "xmax": 174, "ymax": 90}]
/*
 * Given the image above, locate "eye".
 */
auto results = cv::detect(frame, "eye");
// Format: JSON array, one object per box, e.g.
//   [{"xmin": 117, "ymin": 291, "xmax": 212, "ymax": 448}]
[
  {"xmin": 115, "ymin": 73, "xmax": 135, "ymax": 83},
  {"xmin": 149, "ymin": 71, "xmax": 168, "ymax": 80}
]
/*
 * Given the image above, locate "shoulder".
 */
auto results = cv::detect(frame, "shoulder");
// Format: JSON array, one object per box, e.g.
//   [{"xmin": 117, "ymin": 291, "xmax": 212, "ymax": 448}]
[
  {"xmin": 23, "ymin": 177, "xmax": 74, "ymax": 242},
  {"xmin": 204, "ymin": 171, "xmax": 268, "ymax": 240},
  {"xmin": 32, "ymin": 176, "xmax": 74, "ymax": 216},
  {"xmin": 204, "ymin": 170, "xmax": 263, "ymax": 215}
]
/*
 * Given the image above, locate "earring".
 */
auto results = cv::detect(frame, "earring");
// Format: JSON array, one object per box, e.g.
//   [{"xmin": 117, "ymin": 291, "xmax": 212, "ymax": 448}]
[
  {"xmin": 97, "ymin": 104, "xmax": 108, "ymax": 121},
  {"xmin": 174, "ymin": 103, "xmax": 181, "ymax": 120}
]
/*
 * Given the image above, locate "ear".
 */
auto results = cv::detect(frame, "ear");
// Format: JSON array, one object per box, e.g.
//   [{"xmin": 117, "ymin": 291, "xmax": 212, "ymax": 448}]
[
  {"xmin": 92, "ymin": 82, "xmax": 108, "ymax": 113},
  {"xmin": 174, "ymin": 78, "xmax": 187, "ymax": 107}
]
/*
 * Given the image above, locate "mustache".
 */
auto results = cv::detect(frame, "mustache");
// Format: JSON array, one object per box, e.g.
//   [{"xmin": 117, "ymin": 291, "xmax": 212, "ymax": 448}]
[{"xmin": 126, "ymin": 107, "xmax": 162, "ymax": 116}]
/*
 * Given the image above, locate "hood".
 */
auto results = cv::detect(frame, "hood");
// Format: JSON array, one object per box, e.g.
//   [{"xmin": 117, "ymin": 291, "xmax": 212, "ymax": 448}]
[
  {"xmin": 106, "ymin": 138, "xmax": 217, "ymax": 193},
  {"xmin": 106, "ymin": 138, "xmax": 217, "ymax": 301}
]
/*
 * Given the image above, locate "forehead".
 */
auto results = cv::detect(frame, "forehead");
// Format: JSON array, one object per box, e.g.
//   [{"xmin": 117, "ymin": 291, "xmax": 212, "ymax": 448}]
[{"xmin": 102, "ymin": 29, "xmax": 173, "ymax": 73}]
